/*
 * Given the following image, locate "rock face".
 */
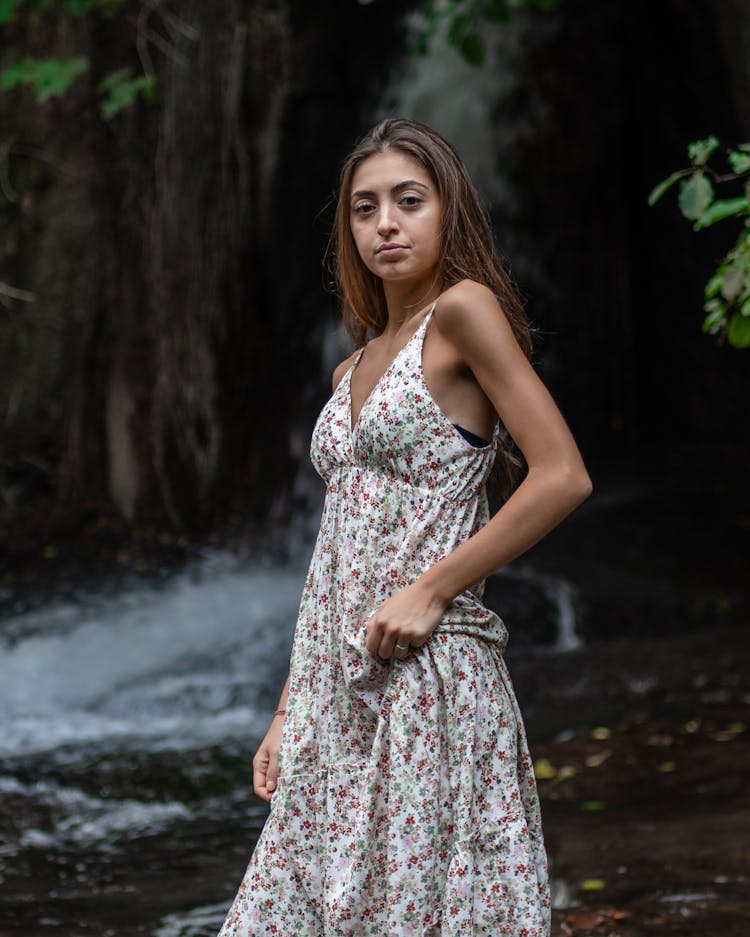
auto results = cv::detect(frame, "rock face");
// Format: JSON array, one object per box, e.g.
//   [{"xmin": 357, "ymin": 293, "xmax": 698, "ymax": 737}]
[
  {"xmin": 0, "ymin": 0, "xmax": 748, "ymax": 535},
  {"xmin": 0, "ymin": 0, "xmax": 415, "ymax": 532}
]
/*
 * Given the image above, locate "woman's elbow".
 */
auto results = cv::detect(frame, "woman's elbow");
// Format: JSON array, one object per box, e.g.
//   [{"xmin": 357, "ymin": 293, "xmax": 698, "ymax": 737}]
[{"xmin": 567, "ymin": 466, "xmax": 593, "ymax": 504}]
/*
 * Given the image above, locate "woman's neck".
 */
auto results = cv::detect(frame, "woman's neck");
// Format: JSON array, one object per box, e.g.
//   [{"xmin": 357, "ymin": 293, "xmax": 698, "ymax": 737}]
[{"xmin": 380, "ymin": 276, "xmax": 444, "ymax": 337}]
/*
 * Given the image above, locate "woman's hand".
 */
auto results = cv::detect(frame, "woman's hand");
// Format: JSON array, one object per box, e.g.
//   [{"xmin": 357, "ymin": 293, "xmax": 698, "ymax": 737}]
[
  {"xmin": 252, "ymin": 716, "xmax": 285, "ymax": 803},
  {"xmin": 364, "ymin": 579, "xmax": 449, "ymax": 660}
]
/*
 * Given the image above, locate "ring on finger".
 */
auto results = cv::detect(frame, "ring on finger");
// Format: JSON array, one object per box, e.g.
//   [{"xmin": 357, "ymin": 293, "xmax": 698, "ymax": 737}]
[{"xmin": 395, "ymin": 642, "xmax": 410, "ymax": 651}]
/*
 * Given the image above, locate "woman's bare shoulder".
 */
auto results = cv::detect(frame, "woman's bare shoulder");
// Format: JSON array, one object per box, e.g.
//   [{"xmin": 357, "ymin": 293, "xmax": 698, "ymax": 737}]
[
  {"xmin": 331, "ymin": 348, "xmax": 361, "ymax": 393},
  {"xmin": 433, "ymin": 279, "xmax": 514, "ymax": 348},
  {"xmin": 436, "ymin": 279, "xmax": 503, "ymax": 325}
]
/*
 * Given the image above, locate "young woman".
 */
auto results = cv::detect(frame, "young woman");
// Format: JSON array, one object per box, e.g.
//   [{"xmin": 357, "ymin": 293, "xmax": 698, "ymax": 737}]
[{"xmin": 218, "ymin": 117, "xmax": 592, "ymax": 936}]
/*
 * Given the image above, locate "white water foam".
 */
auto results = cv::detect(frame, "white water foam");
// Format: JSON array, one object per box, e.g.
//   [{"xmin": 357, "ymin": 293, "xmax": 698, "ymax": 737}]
[
  {"xmin": 156, "ymin": 902, "xmax": 231, "ymax": 937},
  {"xmin": 0, "ymin": 550, "xmax": 305, "ymax": 759}
]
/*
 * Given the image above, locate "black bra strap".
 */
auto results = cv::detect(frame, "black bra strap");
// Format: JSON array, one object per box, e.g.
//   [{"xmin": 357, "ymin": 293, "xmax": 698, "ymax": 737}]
[{"xmin": 452, "ymin": 423, "xmax": 489, "ymax": 448}]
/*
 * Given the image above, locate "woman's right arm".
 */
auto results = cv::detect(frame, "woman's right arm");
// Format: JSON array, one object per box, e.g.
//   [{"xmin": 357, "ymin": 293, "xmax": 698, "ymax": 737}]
[
  {"xmin": 252, "ymin": 674, "xmax": 290, "ymax": 802},
  {"xmin": 252, "ymin": 347, "xmax": 359, "ymax": 802}
]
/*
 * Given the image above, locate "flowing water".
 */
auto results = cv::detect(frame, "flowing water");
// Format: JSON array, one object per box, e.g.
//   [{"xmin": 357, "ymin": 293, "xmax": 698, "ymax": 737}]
[{"xmin": 0, "ymin": 549, "xmax": 305, "ymax": 935}]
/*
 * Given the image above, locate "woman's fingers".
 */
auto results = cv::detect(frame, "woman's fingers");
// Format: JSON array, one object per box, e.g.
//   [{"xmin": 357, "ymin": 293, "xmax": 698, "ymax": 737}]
[
  {"xmin": 253, "ymin": 744, "xmax": 281, "ymax": 803},
  {"xmin": 252, "ymin": 725, "xmax": 283, "ymax": 803},
  {"xmin": 366, "ymin": 615, "xmax": 420, "ymax": 659},
  {"xmin": 252, "ymin": 747, "xmax": 271, "ymax": 802},
  {"xmin": 266, "ymin": 747, "xmax": 280, "ymax": 795}
]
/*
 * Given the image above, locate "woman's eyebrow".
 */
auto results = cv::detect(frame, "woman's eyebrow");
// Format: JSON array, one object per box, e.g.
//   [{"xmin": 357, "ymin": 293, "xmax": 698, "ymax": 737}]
[{"xmin": 351, "ymin": 179, "xmax": 430, "ymax": 199}]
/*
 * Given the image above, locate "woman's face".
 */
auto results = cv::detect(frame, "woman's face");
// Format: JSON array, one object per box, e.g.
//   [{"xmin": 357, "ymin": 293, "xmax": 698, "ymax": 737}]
[{"xmin": 348, "ymin": 149, "xmax": 442, "ymax": 286}]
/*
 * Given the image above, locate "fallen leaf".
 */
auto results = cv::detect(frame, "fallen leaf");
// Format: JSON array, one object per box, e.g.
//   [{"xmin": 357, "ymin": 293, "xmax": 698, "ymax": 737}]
[
  {"xmin": 710, "ymin": 731, "xmax": 737, "ymax": 742},
  {"xmin": 581, "ymin": 799, "xmax": 608, "ymax": 812},
  {"xmin": 581, "ymin": 877, "xmax": 606, "ymax": 891},
  {"xmin": 585, "ymin": 748, "xmax": 612, "ymax": 768},
  {"xmin": 590, "ymin": 726, "xmax": 612, "ymax": 740},
  {"xmin": 533, "ymin": 757, "xmax": 557, "ymax": 780},
  {"xmin": 658, "ymin": 760, "xmax": 677, "ymax": 773},
  {"xmin": 564, "ymin": 911, "xmax": 606, "ymax": 927}
]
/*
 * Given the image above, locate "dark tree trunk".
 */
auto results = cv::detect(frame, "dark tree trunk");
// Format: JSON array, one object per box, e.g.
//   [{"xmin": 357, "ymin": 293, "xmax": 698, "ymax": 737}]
[
  {"xmin": 0, "ymin": 0, "xmax": 414, "ymax": 535},
  {"xmin": 482, "ymin": 0, "xmax": 746, "ymax": 462}
]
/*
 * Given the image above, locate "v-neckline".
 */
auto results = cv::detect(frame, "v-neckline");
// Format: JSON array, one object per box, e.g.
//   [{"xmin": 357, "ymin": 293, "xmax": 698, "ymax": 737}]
[{"xmin": 348, "ymin": 305, "xmax": 435, "ymax": 438}]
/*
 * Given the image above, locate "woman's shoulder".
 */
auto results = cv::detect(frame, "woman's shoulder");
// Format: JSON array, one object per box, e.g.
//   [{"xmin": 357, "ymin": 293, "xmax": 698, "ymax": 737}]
[
  {"xmin": 434, "ymin": 279, "xmax": 509, "ymax": 340},
  {"xmin": 331, "ymin": 348, "xmax": 361, "ymax": 393}
]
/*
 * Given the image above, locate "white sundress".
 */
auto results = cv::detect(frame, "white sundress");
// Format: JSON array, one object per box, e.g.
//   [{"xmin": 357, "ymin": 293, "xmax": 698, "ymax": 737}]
[{"xmin": 217, "ymin": 301, "xmax": 551, "ymax": 936}]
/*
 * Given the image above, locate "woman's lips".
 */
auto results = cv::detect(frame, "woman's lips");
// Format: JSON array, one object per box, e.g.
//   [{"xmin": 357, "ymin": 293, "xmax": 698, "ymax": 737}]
[{"xmin": 376, "ymin": 244, "xmax": 408, "ymax": 256}]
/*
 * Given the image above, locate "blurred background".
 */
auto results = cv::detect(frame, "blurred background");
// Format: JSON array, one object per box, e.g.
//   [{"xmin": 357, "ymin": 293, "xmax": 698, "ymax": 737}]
[{"xmin": 0, "ymin": 0, "xmax": 748, "ymax": 935}]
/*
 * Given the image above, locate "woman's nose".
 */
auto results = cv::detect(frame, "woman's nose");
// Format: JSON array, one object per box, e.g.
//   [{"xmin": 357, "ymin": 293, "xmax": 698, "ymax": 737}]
[{"xmin": 377, "ymin": 206, "xmax": 398, "ymax": 235}]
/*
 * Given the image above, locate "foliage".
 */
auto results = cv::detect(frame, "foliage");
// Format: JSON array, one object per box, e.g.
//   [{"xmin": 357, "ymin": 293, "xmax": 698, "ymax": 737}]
[
  {"xmin": 97, "ymin": 67, "xmax": 155, "ymax": 119},
  {"xmin": 0, "ymin": 55, "xmax": 88, "ymax": 100},
  {"xmin": 0, "ymin": 0, "xmax": 154, "ymax": 119},
  {"xmin": 0, "ymin": 0, "xmax": 123, "ymax": 23},
  {"xmin": 359, "ymin": 0, "xmax": 558, "ymax": 67},
  {"xmin": 649, "ymin": 137, "xmax": 750, "ymax": 349}
]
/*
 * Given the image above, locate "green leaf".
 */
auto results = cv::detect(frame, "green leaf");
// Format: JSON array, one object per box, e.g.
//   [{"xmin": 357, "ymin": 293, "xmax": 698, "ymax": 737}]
[
  {"xmin": 647, "ymin": 169, "xmax": 690, "ymax": 206},
  {"xmin": 728, "ymin": 312, "xmax": 750, "ymax": 347},
  {"xmin": 688, "ymin": 135, "xmax": 720, "ymax": 166},
  {"xmin": 483, "ymin": 0, "xmax": 510, "ymax": 22},
  {"xmin": 533, "ymin": 757, "xmax": 557, "ymax": 780},
  {"xmin": 704, "ymin": 273, "xmax": 723, "ymax": 299},
  {"xmin": 97, "ymin": 67, "xmax": 156, "ymax": 119},
  {"xmin": 678, "ymin": 172, "xmax": 714, "ymax": 220},
  {"xmin": 581, "ymin": 878, "xmax": 606, "ymax": 891},
  {"xmin": 0, "ymin": 55, "xmax": 88, "ymax": 101},
  {"xmin": 64, "ymin": 0, "xmax": 124, "ymax": 12},
  {"xmin": 728, "ymin": 150, "xmax": 750, "ymax": 175},
  {"xmin": 0, "ymin": 0, "xmax": 25, "ymax": 24},
  {"xmin": 409, "ymin": 32, "xmax": 430, "ymax": 57},
  {"xmin": 721, "ymin": 260, "xmax": 745, "ymax": 301},
  {"xmin": 702, "ymin": 303, "xmax": 725, "ymax": 333},
  {"xmin": 447, "ymin": 11, "xmax": 471, "ymax": 45},
  {"xmin": 459, "ymin": 32, "xmax": 485, "ymax": 66},
  {"xmin": 658, "ymin": 760, "xmax": 677, "ymax": 773},
  {"xmin": 581, "ymin": 799, "xmax": 608, "ymax": 812},
  {"xmin": 694, "ymin": 197, "xmax": 749, "ymax": 230}
]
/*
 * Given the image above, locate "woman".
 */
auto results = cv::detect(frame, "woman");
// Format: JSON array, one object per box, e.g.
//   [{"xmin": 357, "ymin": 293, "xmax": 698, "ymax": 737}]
[{"xmin": 218, "ymin": 117, "xmax": 592, "ymax": 936}]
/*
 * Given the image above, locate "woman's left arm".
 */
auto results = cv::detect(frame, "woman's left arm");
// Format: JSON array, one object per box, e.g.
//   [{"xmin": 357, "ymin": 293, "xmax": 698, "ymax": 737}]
[{"xmin": 365, "ymin": 280, "xmax": 593, "ymax": 659}]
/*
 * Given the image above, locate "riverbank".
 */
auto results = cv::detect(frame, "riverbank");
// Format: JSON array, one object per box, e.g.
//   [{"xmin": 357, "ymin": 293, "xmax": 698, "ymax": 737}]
[{"xmin": 539, "ymin": 701, "xmax": 749, "ymax": 936}]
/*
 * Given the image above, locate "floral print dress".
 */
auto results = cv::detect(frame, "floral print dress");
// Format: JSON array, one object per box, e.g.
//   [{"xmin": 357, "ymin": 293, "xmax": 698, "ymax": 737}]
[{"xmin": 217, "ymin": 302, "xmax": 551, "ymax": 936}]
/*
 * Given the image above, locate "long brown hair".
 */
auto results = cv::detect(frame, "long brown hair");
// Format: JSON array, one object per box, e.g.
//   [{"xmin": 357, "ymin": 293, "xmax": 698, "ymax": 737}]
[{"xmin": 328, "ymin": 117, "xmax": 536, "ymax": 500}]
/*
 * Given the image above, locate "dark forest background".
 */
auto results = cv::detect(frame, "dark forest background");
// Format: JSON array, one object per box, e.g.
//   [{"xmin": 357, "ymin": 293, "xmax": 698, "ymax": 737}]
[{"xmin": 0, "ymin": 0, "xmax": 748, "ymax": 567}]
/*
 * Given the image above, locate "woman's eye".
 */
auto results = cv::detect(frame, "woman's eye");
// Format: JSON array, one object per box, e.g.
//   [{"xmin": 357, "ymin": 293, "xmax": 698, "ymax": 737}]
[
  {"xmin": 353, "ymin": 203, "xmax": 376, "ymax": 215},
  {"xmin": 400, "ymin": 195, "xmax": 422, "ymax": 208}
]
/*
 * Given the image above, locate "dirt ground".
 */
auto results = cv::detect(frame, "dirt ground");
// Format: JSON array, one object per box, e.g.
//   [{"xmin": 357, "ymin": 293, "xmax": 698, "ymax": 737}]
[{"xmin": 534, "ymin": 703, "xmax": 750, "ymax": 936}]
